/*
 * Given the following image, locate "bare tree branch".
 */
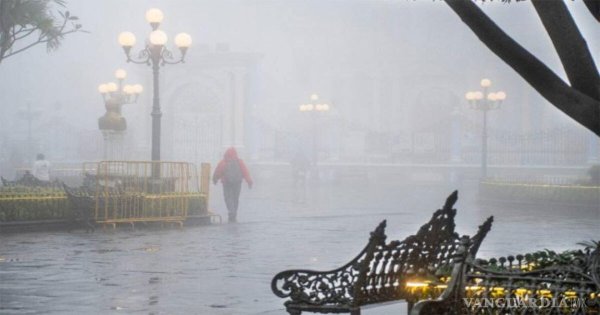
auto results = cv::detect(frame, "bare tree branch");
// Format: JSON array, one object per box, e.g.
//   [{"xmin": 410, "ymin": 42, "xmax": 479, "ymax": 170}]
[
  {"xmin": 445, "ymin": 0, "xmax": 600, "ymax": 137},
  {"xmin": 14, "ymin": 28, "xmax": 37, "ymax": 41},
  {"xmin": 532, "ymin": 0, "xmax": 600, "ymax": 101},
  {"xmin": 2, "ymin": 28, "xmax": 78, "ymax": 59},
  {"xmin": 583, "ymin": 0, "xmax": 600, "ymax": 22},
  {"xmin": 0, "ymin": 0, "xmax": 83, "ymax": 64}
]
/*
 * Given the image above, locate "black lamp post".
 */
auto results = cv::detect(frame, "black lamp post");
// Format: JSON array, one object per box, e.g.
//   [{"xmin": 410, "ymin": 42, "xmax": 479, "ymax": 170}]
[
  {"xmin": 118, "ymin": 8, "xmax": 191, "ymax": 174},
  {"xmin": 465, "ymin": 79, "xmax": 506, "ymax": 179}
]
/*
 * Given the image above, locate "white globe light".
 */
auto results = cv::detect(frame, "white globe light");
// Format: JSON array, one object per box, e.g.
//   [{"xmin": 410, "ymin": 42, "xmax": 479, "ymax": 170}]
[
  {"xmin": 174, "ymin": 33, "xmax": 192, "ymax": 48},
  {"xmin": 487, "ymin": 92, "xmax": 497, "ymax": 101},
  {"xmin": 107, "ymin": 82, "xmax": 118, "ymax": 92},
  {"xmin": 115, "ymin": 69, "xmax": 127, "ymax": 80},
  {"xmin": 306, "ymin": 104, "xmax": 314, "ymax": 111},
  {"xmin": 118, "ymin": 32, "xmax": 136, "ymax": 47},
  {"xmin": 322, "ymin": 103, "xmax": 330, "ymax": 111},
  {"xmin": 315, "ymin": 104, "xmax": 323, "ymax": 111},
  {"xmin": 310, "ymin": 94, "xmax": 319, "ymax": 101},
  {"xmin": 133, "ymin": 84, "xmax": 143, "ymax": 94},
  {"xmin": 98, "ymin": 84, "xmax": 109, "ymax": 94},
  {"xmin": 496, "ymin": 91, "xmax": 507, "ymax": 100},
  {"xmin": 480, "ymin": 78, "xmax": 492, "ymax": 88},
  {"xmin": 465, "ymin": 92, "xmax": 475, "ymax": 101},
  {"xmin": 149, "ymin": 30, "xmax": 168, "ymax": 46},
  {"xmin": 145, "ymin": 8, "xmax": 164, "ymax": 24},
  {"xmin": 474, "ymin": 91, "xmax": 484, "ymax": 100},
  {"xmin": 123, "ymin": 85, "xmax": 133, "ymax": 94}
]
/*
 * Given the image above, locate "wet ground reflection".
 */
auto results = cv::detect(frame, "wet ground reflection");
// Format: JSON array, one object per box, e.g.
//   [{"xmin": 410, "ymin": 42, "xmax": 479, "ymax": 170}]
[{"xmin": 1, "ymin": 182, "xmax": 598, "ymax": 314}]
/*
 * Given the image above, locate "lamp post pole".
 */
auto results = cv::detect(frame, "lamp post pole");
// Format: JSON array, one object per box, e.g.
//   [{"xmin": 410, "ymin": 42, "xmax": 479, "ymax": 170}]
[
  {"xmin": 299, "ymin": 94, "xmax": 330, "ymax": 180},
  {"xmin": 465, "ymin": 79, "xmax": 506, "ymax": 180},
  {"xmin": 118, "ymin": 8, "xmax": 191, "ymax": 176},
  {"xmin": 151, "ymin": 55, "xmax": 161, "ymax": 163}
]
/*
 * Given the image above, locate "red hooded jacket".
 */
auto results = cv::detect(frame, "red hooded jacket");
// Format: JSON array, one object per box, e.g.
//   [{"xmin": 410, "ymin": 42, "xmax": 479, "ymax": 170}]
[{"xmin": 212, "ymin": 147, "xmax": 253, "ymax": 186}]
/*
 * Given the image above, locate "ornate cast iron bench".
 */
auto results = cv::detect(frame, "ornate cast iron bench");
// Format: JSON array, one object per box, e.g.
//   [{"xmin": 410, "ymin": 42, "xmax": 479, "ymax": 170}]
[
  {"xmin": 410, "ymin": 239, "xmax": 600, "ymax": 315},
  {"xmin": 271, "ymin": 191, "xmax": 494, "ymax": 315},
  {"xmin": 63, "ymin": 184, "xmax": 96, "ymax": 232}
]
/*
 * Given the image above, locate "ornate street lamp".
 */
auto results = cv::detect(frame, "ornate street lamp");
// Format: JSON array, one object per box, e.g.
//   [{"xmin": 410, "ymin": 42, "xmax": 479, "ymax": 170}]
[
  {"xmin": 465, "ymin": 79, "xmax": 506, "ymax": 179},
  {"xmin": 97, "ymin": 68, "xmax": 143, "ymax": 130},
  {"xmin": 97, "ymin": 69, "xmax": 142, "ymax": 159},
  {"xmin": 118, "ymin": 8, "xmax": 191, "ymax": 171},
  {"xmin": 299, "ymin": 94, "xmax": 330, "ymax": 178}
]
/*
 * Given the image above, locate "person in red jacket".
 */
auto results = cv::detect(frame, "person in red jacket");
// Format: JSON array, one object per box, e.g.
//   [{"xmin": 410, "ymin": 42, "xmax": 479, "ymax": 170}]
[{"xmin": 213, "ymin": 147, "xmax": 253, "ymax": 223}]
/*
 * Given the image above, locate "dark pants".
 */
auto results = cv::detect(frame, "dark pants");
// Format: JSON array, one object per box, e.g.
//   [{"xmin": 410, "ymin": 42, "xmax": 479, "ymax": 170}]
[{"xmin": 223, "ymin": 181, "xmax": 242, "ymax": 222}]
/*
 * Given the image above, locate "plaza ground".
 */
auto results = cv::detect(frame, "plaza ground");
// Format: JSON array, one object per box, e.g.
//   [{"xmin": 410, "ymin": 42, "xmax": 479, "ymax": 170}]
[{"xmin": 0, "ymin": 173, "xmax": 598, "ymax": 314}]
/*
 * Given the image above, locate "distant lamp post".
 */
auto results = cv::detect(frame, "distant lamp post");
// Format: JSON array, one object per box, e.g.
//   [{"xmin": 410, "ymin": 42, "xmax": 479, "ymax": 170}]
[
  {"xmin": 118, "ymin": 8, "xmax": 191, "ymax": 167},
  {"xmin": 97, "ymin": 69, "xmax": 143, "ymax": 159},
  {"xmin": 465, "ymin": 79, "xmax": 506, "ymax": 179},
  {"xmin": 299, "ymin": 94, "xmax": 330, "ymax": 175}
]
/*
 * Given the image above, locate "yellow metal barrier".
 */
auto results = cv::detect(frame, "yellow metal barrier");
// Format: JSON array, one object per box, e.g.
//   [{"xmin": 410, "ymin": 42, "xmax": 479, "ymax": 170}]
[{"xmin": 93, "ymin": 161, "xmax": 212, "ymax": 227}]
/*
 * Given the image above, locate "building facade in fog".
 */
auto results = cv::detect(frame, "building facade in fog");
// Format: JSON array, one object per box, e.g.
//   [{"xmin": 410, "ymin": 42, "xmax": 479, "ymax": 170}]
[
  {"xmin": 161, "ymin": 44, "xmax": 262, "ymax": 165},
  {"xmin": 0, "ymin": 0, "xmax": 598, "ymax": 176}
]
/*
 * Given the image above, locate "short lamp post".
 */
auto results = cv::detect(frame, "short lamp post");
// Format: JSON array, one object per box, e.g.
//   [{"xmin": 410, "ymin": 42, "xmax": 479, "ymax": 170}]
[
  {"xmin": 118, "ymin": 8, "xmax": 191, "ymax": 176},
  {"xmin": 98, "ymin": 68, "xmax": 143, "ymax": 113},
  {"xmin": 299, "ymin": 94, "xmax": 330, "ymax": 178},
  {"xmin": 97, "ymin": 69, "xmax": 143, "ymax": 160},
  {"xmin": 465, "ymin": 79, "xmax": 506, "ymax": 179}
]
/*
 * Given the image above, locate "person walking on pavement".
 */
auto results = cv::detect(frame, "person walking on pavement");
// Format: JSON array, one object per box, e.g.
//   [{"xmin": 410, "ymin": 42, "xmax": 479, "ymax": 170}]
[{"xmin": 213, "ymin": 147, "xmax": 253, "ymax": 223}]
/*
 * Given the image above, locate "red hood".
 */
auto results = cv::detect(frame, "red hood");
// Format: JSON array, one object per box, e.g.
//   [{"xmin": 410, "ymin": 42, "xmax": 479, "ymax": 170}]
[{"xmin": 224, "ymin": 147, "xmax": 239, "ymax": 160}]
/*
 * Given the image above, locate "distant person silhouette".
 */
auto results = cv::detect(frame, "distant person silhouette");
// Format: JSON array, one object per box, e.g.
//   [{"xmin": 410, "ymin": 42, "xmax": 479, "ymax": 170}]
[
  {"xmin": 32, "ymin": 153, "xmax": 50, "ymax": 182},
  {"xmin": 213, "ymin": 147, "xmax": 253, "ymax": 223},
  {"xmin": 290, "ymin": 150, "xmax": 310, "ymax": 202}
]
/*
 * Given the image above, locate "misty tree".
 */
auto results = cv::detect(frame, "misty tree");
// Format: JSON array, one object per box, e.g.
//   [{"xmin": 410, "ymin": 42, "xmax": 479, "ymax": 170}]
[
  {"xmin": 0, "ymin": 0, "xmax": 82, "ymax": 64},
  {"xmin": 446, "ymin": 0, "xmax": 600, "ymax": 137}
]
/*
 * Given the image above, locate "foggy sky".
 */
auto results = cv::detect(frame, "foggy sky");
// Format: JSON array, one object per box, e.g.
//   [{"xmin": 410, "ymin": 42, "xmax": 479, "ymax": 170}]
[{"xmin": 0, "ymin": 0, "xmax": 598, "ymax": 164}]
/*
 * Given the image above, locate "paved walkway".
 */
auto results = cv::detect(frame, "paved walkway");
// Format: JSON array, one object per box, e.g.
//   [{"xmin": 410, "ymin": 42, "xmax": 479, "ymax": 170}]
[{"xmin": 1, "ymin": 178, "xmax": 598, "ymax": 314}]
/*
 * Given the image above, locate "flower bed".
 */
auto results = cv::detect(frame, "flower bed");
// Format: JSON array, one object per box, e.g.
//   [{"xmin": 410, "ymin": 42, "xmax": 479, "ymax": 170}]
[
  {"xmin": 0, "ymin": 186, "xmax": 72, "ymax": 222},
  {"xmin": 0, "ymin": 186, "xmax": 208, "ymax": 223}
]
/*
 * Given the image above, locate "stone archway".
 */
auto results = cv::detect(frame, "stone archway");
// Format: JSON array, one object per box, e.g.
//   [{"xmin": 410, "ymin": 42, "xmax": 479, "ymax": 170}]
[{"xmin": 165, "ymin": 82, "xmax": 224, "ymax": 165}]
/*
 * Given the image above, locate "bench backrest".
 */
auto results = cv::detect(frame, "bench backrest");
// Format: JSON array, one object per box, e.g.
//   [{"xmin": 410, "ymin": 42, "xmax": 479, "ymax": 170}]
[
  {"xmin": 271, "ymin": 191, "xmax": 462, "ymax": 306},
  {"xmin": 353, "ymin": 191, "xmax": 494, "ymax": 306}
]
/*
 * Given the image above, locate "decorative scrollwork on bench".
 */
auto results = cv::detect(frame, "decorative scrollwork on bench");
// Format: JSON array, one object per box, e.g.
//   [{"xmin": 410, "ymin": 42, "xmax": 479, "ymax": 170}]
[
  {"xmin": 411, "ymin": 239, "xmax": 600, "ymax": 315},
  {"xmin": 271, "ymin": 191, "xmax": 494, "ymax": 315}
]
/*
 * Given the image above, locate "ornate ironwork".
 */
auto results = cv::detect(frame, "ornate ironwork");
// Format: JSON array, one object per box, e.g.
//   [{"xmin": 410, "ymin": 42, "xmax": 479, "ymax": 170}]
[
  {"xmin": 63, "ymin": 183, "xmax": 95, "ymax": 232},
  {"xmin": 271, "ymin": 191, "xmax": 494, "ymax": 314},
  {"xmin": 411, "ymin": 240, "xmax": 600, "ymax": 315}
]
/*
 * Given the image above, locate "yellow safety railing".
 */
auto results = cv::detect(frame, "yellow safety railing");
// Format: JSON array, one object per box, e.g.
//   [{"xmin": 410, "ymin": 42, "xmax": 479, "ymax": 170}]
[{"xmin": 93, "ymin": 161, "xmax": 211, "ymax": 227}]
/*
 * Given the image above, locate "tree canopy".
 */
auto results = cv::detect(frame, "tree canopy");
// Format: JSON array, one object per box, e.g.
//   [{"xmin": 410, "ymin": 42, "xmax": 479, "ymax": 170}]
[
  {"xmin": 0, "ymin": 0, "xmax": 82, "ymax": 64},
  {"xmin": 446, "ymin": 0, "xmax": 600, "ymax": 137}
]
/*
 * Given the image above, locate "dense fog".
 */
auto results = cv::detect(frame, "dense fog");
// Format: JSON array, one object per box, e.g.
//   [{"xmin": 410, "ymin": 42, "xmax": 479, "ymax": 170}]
[
  {"xmin": 1, "ymin": 0, "xmax": 597, "ymax": 168},
  {"xmin": 1, "ymin": 2, "xmax": 599, "ymax": 314}
]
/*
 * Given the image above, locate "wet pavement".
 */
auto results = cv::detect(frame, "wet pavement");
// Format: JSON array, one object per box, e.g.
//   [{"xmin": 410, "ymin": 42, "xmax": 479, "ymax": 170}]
[{"xmin": 1, "ymin": 176, "xmax": 599, "ymax": 314}]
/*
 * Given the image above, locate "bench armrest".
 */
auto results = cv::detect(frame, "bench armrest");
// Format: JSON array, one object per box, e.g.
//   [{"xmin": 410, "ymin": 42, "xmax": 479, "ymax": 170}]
[
  {"xmin": 271, "ymin": 220, "xmax": 388, "ymax": 306},
  {"xmin": 271, "ymin": 265, "xmax": 362, "ymax": 306}
]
